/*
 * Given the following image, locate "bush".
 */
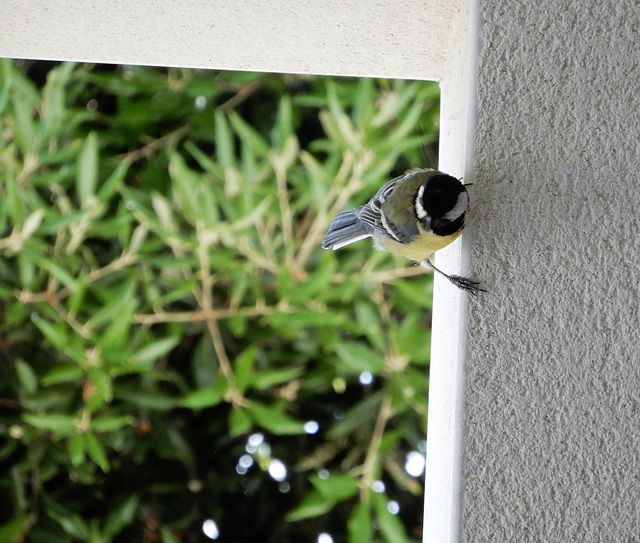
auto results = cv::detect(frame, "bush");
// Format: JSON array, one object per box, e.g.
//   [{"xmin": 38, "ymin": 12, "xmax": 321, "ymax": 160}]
[{"xmin": 0, "ymin": 60, "xmax": 440, "ymax": 542}]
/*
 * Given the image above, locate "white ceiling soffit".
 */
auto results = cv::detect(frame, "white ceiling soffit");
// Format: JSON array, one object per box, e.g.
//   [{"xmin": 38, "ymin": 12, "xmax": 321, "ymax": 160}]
[{"xmin": 0, "ymin": 0, "xmax": 466, "ymax": 80}]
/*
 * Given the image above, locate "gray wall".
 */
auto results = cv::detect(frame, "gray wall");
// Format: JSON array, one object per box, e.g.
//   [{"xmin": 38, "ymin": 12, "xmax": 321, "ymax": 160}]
[{"xmin": 465, "ymin": 0, "xmax": 640, "ymax": 540}]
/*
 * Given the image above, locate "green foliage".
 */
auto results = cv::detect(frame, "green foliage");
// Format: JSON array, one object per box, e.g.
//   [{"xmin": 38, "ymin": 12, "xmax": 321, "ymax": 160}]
[{"xmin": 0, "ymin": 60, "xmax": 439, "ymax": 542}]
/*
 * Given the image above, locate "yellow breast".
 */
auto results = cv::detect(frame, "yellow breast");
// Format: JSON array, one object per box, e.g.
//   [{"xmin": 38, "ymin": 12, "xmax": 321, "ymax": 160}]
[{"xmin": 374, "ymin": 228, "xmax": 464, "ymax": 261}]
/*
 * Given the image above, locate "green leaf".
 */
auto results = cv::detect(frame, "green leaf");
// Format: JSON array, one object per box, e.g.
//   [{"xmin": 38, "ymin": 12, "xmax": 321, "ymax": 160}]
[
  {"xmin": 392, "ymin": 278, "xmax": 433, "ymax": 310},
  {"xmin": 23, "ymin": 413, "xmax": 76, "ymax": 435},
  {"xmin": 393, "ymin": 312, "xmax": 431, "ymax": 365},
  {"xmin": 115, "ymin": 387, "xmax": 177, "ymax": 410},
  {"xmin": 180, "ymin": 383, "xmax": 225, "ymax": 410},
  {"xmin": 151, "ymin": 192, "xmax": 175, "ymax": 232},
  {"xmin": 31, "ymin": 313, "xmax": 68, "ymax": 350},
  {"xmin": 300, "ymin": 150, "xmax": 331, "ymax": 204},
  {"xmin": 352, "ymin": 77, "xmax": 376, "ymax": 128},
  {"xmin": 234, "ymin": 345, "xmax": 256, "ymax": 393},
  {"xmin": 85, "ymin": 367, "xmax": 113, "ymax": 410},
  {"xmin": 327, "ymin": 391, "xmax": 382, "ymax": 439},
  {"xmin": 24, "ymin": 251, "xmax": 79, "ymax": 292},
  {"xmin": 48, "ymin": 509, "xmax": 91, "ymax": 540},
  {"xmin": 0, "ymin": 517, "xmax": 28, "ymax": 543},
  {"xmin": 168, "ymin": 151, "xmax": 206, "ymax": 225},
  {"xmin": 286, "ymin": 490, "xmax": 333, "ymax": 522},
  {"xmin": 90, "ymin": 415, "xmax": 134, "ymax": 432},
  {"xmin": 215, "ymin": 110, "xmax": 235, "ymax": 170},
  {"xmin": 310, "ymin": 472, "xmax": 359, "ymax": 502},
  {"xmin": 372, "ymin": 81, "xmax": 415, "ymax": 128},
  {"xmin": 324, "ymin": 82, "xmax": 359, "ymax": 150},
  {"xmin": 160, "ymin": 526, "xmax": 181, "ymax": 543},
  {"xmin": 21, "ymin": 209, "xmax": 45, "ymax": 239},
  {"xmin": 0, "ymin": 66, "xmax": 440, "ymax": 541},
  {"xmin": 67, "ymin": 432, "xmax": 85, "ymax": 466},
  {"xmin": 11, "ymin": 95, "xmax": 36, "ymax": 155},
  {"xmin": 131, "ymin": 336, "xmax": 179, "ymax": 366},
  {"xmin": 98, "ymin": 159, "xmax": 130, "ymax": 202},
  {"xmin": 286, "ymin": 259, "xmax": 333, "ymax": 303},
  {"xmin": 228, "ymin": 406, "xmax": 252, "ymax": 436},
  {"xmin": 253, "ymin": 367, "xmax": 304, "ymax": 390},
  {"xmin": 354, "ymin": 300, "xmax": 386, "ymax": 352},
  {"xmin": 15, "ymin": 359, "xmax": 38, "ymax": 394},
  {"xmin": 17, "ymin": 252, "xmax": 35, "ymax": 288},
  {"xmin": 271, "ymin": 95, "xmax": 293, "ymax": 150},
  {"xmin": 104, "ymin": 494, "xmax": 139, "ymax": 538},
  {"xmin": 371, "ymin": 492, "xmax": 410, "ymax": 543},
  {"xmin": 229, "ymin": 111, "xmax": 270, "ymax": 156},
  {"xmin": 191, "ymin": 335, "xmax": 219, "ymax": 388},
  {"xmin": 348, "ymin": 502, "xmax": 373, "ymax": 543},
  {"xmin": 76, "ymin": 131, "xmax": 99, "ymax": 205},
  {"xmin": 246, "ymin": 401, "xmax": 305, "ymax": 435},
  {"xmin": 334, "ymin": 341, "xmax": 384, "ymax": 374},
  {"xmin": 87, "ymin": 279, "xmax": 137, "ymax": 329},
  {"xmin": 41, "ymin": 364, "xmax": 83, "ymax": 386},
  {"xmin": 84, "ymin": 431, "xmax": 109, "ymax": 472},
  {"xmin": 97, "ymin": 299, "xmax": 136, "ymax": 353}
]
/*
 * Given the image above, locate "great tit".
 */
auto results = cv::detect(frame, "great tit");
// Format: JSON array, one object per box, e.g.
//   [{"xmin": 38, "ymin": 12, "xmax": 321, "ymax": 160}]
[{"xmin": 322, "ymin": 168, "xmax": 483, "ymax": 294}]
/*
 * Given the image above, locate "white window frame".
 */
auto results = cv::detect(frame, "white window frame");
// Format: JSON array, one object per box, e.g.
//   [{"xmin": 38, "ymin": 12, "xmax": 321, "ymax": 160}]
[{"xmin": 0, "ymin": 2, "xmax": 478, "ymax": 541}]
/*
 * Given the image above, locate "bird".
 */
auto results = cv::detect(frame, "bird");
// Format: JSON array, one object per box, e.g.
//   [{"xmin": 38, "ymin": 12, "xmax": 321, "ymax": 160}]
[{"xmin": 322, "ymin": 168, "xmax": 483, "ymax": 294}]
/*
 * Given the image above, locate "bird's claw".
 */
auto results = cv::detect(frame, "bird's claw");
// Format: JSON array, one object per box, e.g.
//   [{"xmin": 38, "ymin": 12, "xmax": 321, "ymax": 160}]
[{"xmin": 448, "ymin": 275, "xmax": 486, "ymax": 296}]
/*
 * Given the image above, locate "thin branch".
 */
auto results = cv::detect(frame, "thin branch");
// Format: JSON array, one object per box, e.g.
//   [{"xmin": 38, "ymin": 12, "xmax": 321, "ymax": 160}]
[
  {"xmin": 132, "ymin": 302, "xmax": 292, "ymax": 325},
  {"xmin": 217, "ymin": 80, "xmax": 261, "ymax": 113},
  {"xmin": 330, "ymin": 264, "xmax": 428, "ymax": 285},
  {"xmin": 196, "ymin": 229, "xmax": 244, "ymax": 406},
  {"xmin": 121, "ymin": 125, "xmax": 190, "ymax": 164},
  {"xmin": 50, "ymin": 298, "xmax": 93, "ymax": 339},
  {"xmin": 359, "ymin": 393, "xmax": 394, "ymax": 500}
]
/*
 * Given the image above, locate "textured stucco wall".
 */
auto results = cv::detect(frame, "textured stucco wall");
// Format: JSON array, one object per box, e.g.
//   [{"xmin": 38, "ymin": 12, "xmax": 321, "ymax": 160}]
[{"xmin": 464, "ymin": 0, "xmax": 640, "ymax": 540}]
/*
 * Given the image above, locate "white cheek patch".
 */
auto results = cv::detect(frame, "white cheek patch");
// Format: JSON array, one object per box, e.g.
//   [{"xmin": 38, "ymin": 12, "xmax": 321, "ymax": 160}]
[
  {"xmin": 444, "ymin": 192, "xmax": 469, "ymax": 221},
  {"xmin": 414, "ymin": 184, "xmax": 427, "ymax": 219}
]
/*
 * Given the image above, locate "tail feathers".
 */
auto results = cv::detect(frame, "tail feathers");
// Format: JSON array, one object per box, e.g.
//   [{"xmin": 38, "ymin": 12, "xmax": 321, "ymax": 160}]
[{"xmin": 322, "ymin": 211, "xmax": 372, "ymax": 250}]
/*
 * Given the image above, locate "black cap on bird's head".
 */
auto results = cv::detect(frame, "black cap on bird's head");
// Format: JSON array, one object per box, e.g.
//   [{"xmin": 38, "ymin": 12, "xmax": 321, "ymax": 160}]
[{"xmin": 413, "ymin": 174, "xmax": 469, "ymax": 236}]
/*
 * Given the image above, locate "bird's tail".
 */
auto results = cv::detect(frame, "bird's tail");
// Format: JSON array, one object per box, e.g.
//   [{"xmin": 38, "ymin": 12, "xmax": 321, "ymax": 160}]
[{"xmin": 322, "ymin": 211, "xmax": 372, "ymax": 250}]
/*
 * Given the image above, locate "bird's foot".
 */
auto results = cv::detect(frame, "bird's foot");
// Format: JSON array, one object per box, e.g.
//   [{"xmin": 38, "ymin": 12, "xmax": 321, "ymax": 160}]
[{"xmin": 447, "ymin": 275, "xmax": 486, "ymax": 296}]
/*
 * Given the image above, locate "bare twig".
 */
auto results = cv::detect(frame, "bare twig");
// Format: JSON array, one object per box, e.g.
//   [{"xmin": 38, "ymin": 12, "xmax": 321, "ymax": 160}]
[
  {"xmin": 122, "ymin": 125, "xmax": 190, "ymax": 164},
  {"xmin": 132, "ymin": 301, "xmax": 292, "ymax": 325},
  {"xmin": 217, "ymin": 80, "xmax": 261, "ymax": 113},
  {"xmin": 359, "ymin": 393, "xmax": 394, "ymax": 500},
  {"xmin": 196, "ymin": 229, "xmax": 244, "ymax": 406},
  {"xmin": 330, "ymin": 264, "xmax": 428, "ymax": 286}
]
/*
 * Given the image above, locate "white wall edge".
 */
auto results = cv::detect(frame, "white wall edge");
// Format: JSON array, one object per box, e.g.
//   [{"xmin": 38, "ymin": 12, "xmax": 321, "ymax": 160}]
[{"xmin": 423, "ymin": 0, "xmax": 477, "ymax": 540}]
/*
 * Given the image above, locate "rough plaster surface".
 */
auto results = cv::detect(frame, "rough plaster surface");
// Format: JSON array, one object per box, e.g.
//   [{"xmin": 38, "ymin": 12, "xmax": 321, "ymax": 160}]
[{"xmin": 465, "ymin": 0, "xmax": 640, "ymax": 540}]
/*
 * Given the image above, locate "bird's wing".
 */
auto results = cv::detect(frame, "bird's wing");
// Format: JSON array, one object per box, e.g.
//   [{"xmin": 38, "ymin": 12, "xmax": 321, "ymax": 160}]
[{"xmin": 354, "ymin": 174, "xmax": 419, "ymax": 243}]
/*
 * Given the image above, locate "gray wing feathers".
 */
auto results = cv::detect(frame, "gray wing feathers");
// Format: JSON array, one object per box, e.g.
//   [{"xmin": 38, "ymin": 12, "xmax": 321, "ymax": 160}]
[
  {"xmin": 322, "ymin": 210, "xmax": 374, "ymax": 250},
  {"xmin": 323, "ymin": 171, "xmax": 424, "ymax": 251}
]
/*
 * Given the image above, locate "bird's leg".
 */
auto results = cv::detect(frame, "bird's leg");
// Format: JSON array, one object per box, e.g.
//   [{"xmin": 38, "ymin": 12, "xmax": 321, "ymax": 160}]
[{"xmin": 423, "ymin": 259, "xmax": 486, "ymax": 295}]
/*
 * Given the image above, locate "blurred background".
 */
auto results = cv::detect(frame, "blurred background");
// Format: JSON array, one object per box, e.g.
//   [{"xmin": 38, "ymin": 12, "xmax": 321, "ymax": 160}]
[{"xmin": 0, "ymin": 60, "xmax": 440, "ymax": 543}]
